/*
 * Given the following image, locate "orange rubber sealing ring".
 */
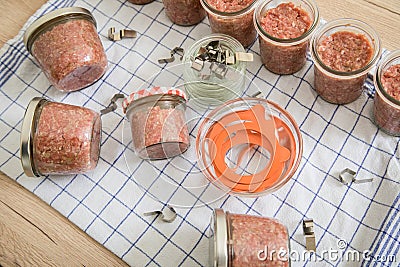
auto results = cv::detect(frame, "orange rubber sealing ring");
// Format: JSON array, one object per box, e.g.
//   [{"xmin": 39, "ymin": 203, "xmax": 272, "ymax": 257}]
[{"xmin": 203, "ymin": 104, "xmax": 295, "ymax": 193}]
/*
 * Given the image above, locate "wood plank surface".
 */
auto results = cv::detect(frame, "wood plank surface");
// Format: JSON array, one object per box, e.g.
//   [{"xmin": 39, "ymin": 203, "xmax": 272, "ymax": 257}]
[
  {"xmin": 0, "ymin": 0, "xmax": 398, "ymax": 266},
  {"xmin": 0, "ymin": 174, "xmax": 128, "ymax": 266},
  {"xmin": 314, "ymin": 0, "xmax": 400, "ymax": 51}
]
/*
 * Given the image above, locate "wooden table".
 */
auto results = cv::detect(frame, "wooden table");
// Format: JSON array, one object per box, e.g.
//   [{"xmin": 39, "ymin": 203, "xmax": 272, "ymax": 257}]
[{"xmin": 0, "ymin": 0, "xmax": 398, "ymax": 265}]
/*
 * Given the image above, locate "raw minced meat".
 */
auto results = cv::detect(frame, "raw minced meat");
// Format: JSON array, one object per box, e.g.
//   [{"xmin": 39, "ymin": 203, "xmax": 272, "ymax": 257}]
[
  {"xmin": 207, "ymin": 0, "xmax": 255, "ymax": 12},
  {"xmin": 314, "ymin": 31, "xmax": 374, "ymax": 104},
  {"xmin": 373, "ymin": 64, "xmax": 400, "ymax": 136},
  {"xmin": 229, "ymin": 214, "xmax": 289, "ymax": 266},
  {"xmin": 317, "ymin": 31, "xmax": 373, "ymax": 72},
  {"xmin": 129, "ymin": 106, "xmax": 189, "ymax": 159},
  {"xmin": 260, "ymin": 2, "xmax": 312, "ymax": 39},
  {"xmin": 381, "ymin": 64, "xmax": 400, "ymax": 101},
  {"xmin": 33, "ymin": 102, "xmax": 101, "ymax": 175}
]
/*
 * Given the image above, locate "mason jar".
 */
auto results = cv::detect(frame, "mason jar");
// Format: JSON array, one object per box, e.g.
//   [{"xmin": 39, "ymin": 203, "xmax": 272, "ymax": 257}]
[
  {"xmin": 123, "ymin": 87, "xmax": 190, "ymax": 160},
  {"xmin": 200, "ymin": 0, "xmax": 258, "ymax": 47},
  {"xmin": 254, "ymin": 0, "xmax": 319, "ymax": 74},
  {"xmin": 183, "ymin": 34, "xmax": 247, "ymax": 108},
  {"xmin": 209, "ymin": 209, "xmax": 290, "ymax": 266},
  {"xmin": 162, "ymin": 0, "xmax": 206, "ymax": 26},
  {"xmin": 311, "ymin": 19, "xmax": 381, "ymax": 104},
  {"xmin": 20, "ymin": 97, "xmax": 102, "ymax": 177},
  {"xmin": 373, "ymin": 50, "xmax": 400, "ymax": 136},
  {"xmin": 24, "ymin": 7, "xmax": 107, "ymax": 92}
]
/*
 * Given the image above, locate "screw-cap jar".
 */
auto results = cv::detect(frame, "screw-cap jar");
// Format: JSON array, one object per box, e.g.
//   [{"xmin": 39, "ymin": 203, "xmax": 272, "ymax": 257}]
[
  {"xmin": 311, "ymin": 18, "xmax": 381, "ymax": 104},
  {"xmin": 20, "ymin": 97, "xmax": 102, "ymax": 177},
  {"xmin": 209, "ymin": 209, "xmax": 290, "ymax": 266},
  {"xmin": 373, "ymin": 50, "xmax": 400, "ymax": 136},
  {"xmin": 24, "ymin": 7, "xmax": 107, "ymax": 92}
]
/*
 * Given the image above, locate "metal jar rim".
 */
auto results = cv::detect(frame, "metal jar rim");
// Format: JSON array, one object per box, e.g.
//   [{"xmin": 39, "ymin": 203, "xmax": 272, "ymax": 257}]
[{"xmin": 24, "ymin": 7, "xmax": 96, "ymax": 53}]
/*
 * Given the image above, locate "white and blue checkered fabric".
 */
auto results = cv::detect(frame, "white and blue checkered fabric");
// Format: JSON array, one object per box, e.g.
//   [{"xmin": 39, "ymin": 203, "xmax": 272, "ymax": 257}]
[{"xmin": 0, "ymin": 0, "xmax": 399, "ymax": 266}]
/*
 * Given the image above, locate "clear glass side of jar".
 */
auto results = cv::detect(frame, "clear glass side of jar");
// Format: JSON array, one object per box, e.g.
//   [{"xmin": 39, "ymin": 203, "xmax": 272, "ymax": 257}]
[
  {"xmin": 226, "ymin": 212, "xmax": 290, "ymax": 266},
  {"xmin": 25, "ymin": 8, "xmax": 107, "ymax": 92},
  {"xmin": 183, "ymin": 34, "xmax": 247, "ymax": 108},
  {"xmin": 162, "ymin": 0, "xmax": 206, "ymax": 26},
  {"xmin": 254, "ymin": 0, "xmax": 319, "ymax": 75},
  {"xmin": 310, "ymin": 19, "xmax": 381, "ymax": 104},
  {"xmin": 127, "ymin": 0, "xmax": 154, "ymax": 5},
  {"xmin": 373, "ymin": 50, "xmax": 400, "ymax": 136},
  {"xmin": 29, "ymin": 100, "xmax": 101, "ymax": 176},
  {"xmin": 200, "ymin": 0, "xmax": 258, "ymax": 47},
  {"xmin": 126, "ymin": 94, "xmax": 189, "ymax": 160}
]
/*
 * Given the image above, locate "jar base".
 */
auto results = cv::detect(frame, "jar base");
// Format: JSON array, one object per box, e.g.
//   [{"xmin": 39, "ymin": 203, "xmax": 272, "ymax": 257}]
[{"xmin": 138, "ymin": 142, "xmax": 190, "ymax": 160}]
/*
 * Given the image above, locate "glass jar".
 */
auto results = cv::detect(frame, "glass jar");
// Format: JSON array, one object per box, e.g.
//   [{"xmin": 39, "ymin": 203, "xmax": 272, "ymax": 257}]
[
  {"xmin": 373, "ymin": 50, "xmax": 400, "ymax": 136},
  {"xmin": 20, "ymin": 97, "xmax": 102, "ymax": 177},
  {"xmin": 127, "ymin": 0, "xmax": 154, "ymax": 5},
  {"xmin": 183, "ymin": 34, "xmax": 247, "ymax": 108},
  {"xmin": 200, "ymin": 0, "xmax": 258, "ymax": 47},
  {"xmin": 162, "ymin": 0, "xmax": 206, "ymax": 26},
  {"xmin": 24, "ymin": 7, "xmax": 107, "ymax": 92},
  {"xmin": 209, "ymin": 209, "xmax": 290, "ymax": 266},
  {"xmin": 123, "ymin": 87, "xmax": 190, "ymax": 160},
  {"xmin": 196, "ymin": 98, "xmax": 302, "ymax": 196},
  {"xmin": 254, "ymin": 0, "xmax": 319, "ymax": 75},
  {"xmin": 311, "ymin": 19, "xmax": 381, "ymax": 104}
]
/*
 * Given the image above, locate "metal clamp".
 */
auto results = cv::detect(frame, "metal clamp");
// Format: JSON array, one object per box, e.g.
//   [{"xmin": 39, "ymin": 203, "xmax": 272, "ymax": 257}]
[
  {"xmin": 172, "ymin": 47, "xmax": 184, "ymax": 61},
  {"xmin": 100, "ymin": 94, "xmax": 125, "ymax": 115},
  {"xmin": 158, "ymin": 47, "xmax": 185, "ymax": 64},
  {"xmin": 339, "ymin": 168, "xmax": 373, "ymax": 185},
  {"xmin": 303, "ymin": 219, "xmax": 316, "ymax": 251},
  {"xmin": 108, "ymin": 27, "xmax": 137, "ymax": 41},
  {"xmin": 143, "ymin": 205, "xmax": 177, "ymax": 223}
]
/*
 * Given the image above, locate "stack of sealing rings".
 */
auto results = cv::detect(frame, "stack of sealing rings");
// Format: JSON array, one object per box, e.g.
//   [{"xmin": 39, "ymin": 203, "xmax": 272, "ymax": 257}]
[{"xmin": 200, "ymin": 104, "xmax": 296, "ymax": 193}]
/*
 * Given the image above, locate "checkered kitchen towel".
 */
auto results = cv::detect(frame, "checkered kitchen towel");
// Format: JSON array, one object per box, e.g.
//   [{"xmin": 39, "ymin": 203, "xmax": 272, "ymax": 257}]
[{"xmin": 0, "ymin": 0, "xmax": 399, "ymax": 266}]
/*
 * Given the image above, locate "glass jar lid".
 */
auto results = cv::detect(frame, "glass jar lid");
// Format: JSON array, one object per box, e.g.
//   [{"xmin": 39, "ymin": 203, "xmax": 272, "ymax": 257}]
[
  {"xmin": 210, "ymin": 209, "xmax": 229, "ymax": 267},
  {"xmin": 20, "ymin": 97, "xmax": 48, "ymax": 177},
  {"xmin": 122, "ymin": 87, "xmax": 187, "ymax": 113},
  {"xmin": 24, "ymin": 7, "xmax": 96, "ymax": 53}
]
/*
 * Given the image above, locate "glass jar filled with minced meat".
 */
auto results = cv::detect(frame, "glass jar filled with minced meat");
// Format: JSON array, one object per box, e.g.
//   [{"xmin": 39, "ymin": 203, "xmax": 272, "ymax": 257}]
[
  {"xmin": 209, "ymin": 209, "xmax": 290, "ymax": 266},
  {"xmin": 311, "ymin": 19, "xmax": 381, "ymax": 104},
  {"xmin": 20, "ymin": 98, "xmax": 102, "ymax": 177},
  {"xmin": 123, "ymin": 87, "xmax": 190, "ymax": 160},
  {"xmin": 127, "ymin": 0, "xmax": 154, "ymax": 5},
  {"xmin": 162, "ymin": 0, "xmax": 206, "ymax": 26},
  {"xmin": 24, "ymin": 7, "xmax": 107, "ymax": 92},
  {"xmin": 201, "ymin": 0, "xmax": 259, "ymax": 47},
  {"xmin": 254, "ymin": 0, "xmax": 320, "ymax": 75},
  {"xmin": 373, "ymin": 50, "xmax": 400, "ymax": 136}
]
